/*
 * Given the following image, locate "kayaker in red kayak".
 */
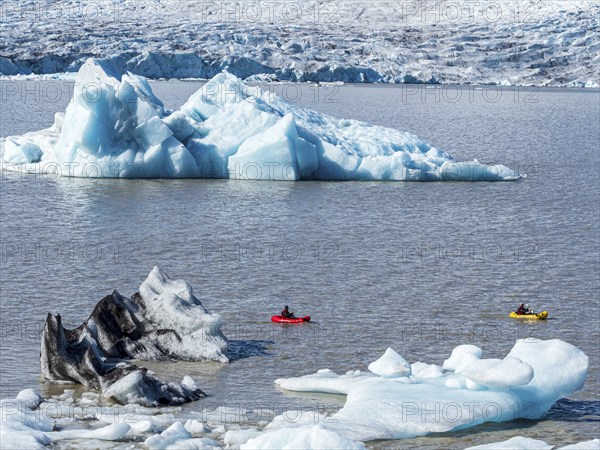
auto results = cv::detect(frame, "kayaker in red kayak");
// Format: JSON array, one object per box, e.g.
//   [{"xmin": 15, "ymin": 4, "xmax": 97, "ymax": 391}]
[{"xmin": 281, "ymin": 305, "xmax": 295, "ymax": 319}]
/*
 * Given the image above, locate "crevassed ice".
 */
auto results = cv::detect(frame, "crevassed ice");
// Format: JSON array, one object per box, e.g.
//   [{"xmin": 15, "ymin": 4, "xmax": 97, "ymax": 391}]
[{"xmin": 1, "ymin": 58, "xmax": 520, "ymax": 181}]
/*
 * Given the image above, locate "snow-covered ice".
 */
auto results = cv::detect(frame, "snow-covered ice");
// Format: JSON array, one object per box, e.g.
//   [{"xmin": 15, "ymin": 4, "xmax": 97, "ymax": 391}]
[
  {"xmin": 559, "ymin": 439, "xmax": 600, "ymax": 449},
  {"xmin": 223, "ymin": 429, "xmax": 263, "ymax": 448},
  {"xmin": 1, "ymin": 58, "xmax": 520, "ymax": 181},
  {"xmin": 443, "ymin": 344, "xmax": 485, "ymax": 371},
  {"xmin": 0, "ymin": 390, "xmax": 50, "ymax": 450},
  {"xmin": 0, "ymin": 1, "xmax": 598, "ymax": 87},
  {"xmin": 455, "ymin": 356, "xmax": 534, "ymax": 388},
  {"xmin": 368, "ymin": 347, "xmax": 412, "ymax": 377},
  {"xmin": 240, "ymin": 424, "xmax": 367, "ymax": 450},
  {"xmin": 275, "ymin": 369, "xmax": 374, "ymax": 395},
  {"xmin": 136, "ymin": 266, "xmax": 228, "ymax": 361},
  {"xmin": 466, "ymin": 437, "xmax": 600, "ymax": 450},
  {"xmin": 274, "ymin": 339, "xmax": 589, "ymax": 441},
  {"xmin": 144, "ymin": 421, "xmax": 220, "ymax": 449},
  {"xmin": 465, "ymin": 436, "xmax": 554, "ymax": 449},
  {"xmin": 1, "ymin": 382, "xmax": 597, "ymax": 450}
]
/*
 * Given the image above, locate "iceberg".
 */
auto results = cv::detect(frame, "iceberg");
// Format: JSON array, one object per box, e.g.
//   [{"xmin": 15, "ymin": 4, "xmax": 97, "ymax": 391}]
[
  {"xmin": 0, "ymin": 390, "xmax": 50, "ymax": 450},
  {"xmin": 1, "ymin": 58, "xmax": 520, "ymax": 181},
  {"xmin": 368, "ymin": 347, "xmax": 412, "ymax": 377},
  {"xmin": 466, "ymin": 437, "xmax": 600, "ymax": 450},
  {"xmin": 40, "ymin": 266, "xmax": 228, "ymax": 406},
  {"xmin": 274, "ymin": 339, "xmax": 589, "ymax": 441},
  {"xmin": 465, "ymin": 436, "xmax": 554, "ymax": 449},
  {"xmin": 2, "ymin": 385, "xmax": 597, "ymax": 450},
  {"xmin": 240, "ymin": 425, "xmax": 367, "ymax": 450}
]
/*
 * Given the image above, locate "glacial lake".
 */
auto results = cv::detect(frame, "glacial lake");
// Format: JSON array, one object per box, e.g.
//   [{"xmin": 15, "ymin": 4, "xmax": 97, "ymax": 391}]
[{"xmin": 0, "ymin": 80, "xmax": 598, "ymax": 448}]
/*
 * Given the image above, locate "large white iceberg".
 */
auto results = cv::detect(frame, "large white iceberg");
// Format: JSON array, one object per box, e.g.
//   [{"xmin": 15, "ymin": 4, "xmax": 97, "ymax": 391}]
[
  {"xmin": 274, "ymin": 339, "xmax": 589, "ymax": 441},
  {"xmin": 1, "ymin": 58, "xmax": 520, "ymax": 181}
]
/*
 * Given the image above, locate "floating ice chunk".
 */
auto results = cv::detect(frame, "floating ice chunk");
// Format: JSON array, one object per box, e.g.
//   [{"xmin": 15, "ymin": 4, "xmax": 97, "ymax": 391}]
[
  {"xmin": 14, "ymin": 389, "xmax": 43, "ymax": 409},
  {"xmin": 1, "ymin": 59, "xmax": 521, "ymax": 181},
  {"xmin": 129, "ymin": 420, "xmax": 158, "ymax": 434},
  {"xmin": 40, "ymin": 267, "xmax": 226, "ymax": 407},
  {"xmin": 46, "ymin": 422, "xmax": 132, "ymax": 441},
  {"xmin": 508, "ymin": 339, "xmax": 589, "ymax": 393},
  {"xmin": 507, "ymin": 339, "xmax": 589, "ymax": 413},
  {"xmin": 2, "ymin": 139, "xmax": 43, "ymax": 164},
  {"xmin": 440, "ymin": 161, "xmax": 520, "ymax": 181},
  {"xmin": 211, "ymin": 424, "xmax": 226, "ymax": 434},
  {"xmin": 559, "ymin": 439, "xmax": 600, "ymax": 449},
  {"xmin": 184, "ymin": 419, "xmax": 207, "ymax": 435},
  {"xmin": 457, "ymin": 356, "xmax": 534, "ymax": 388},
  {"xmin": 275, "ymin": 369, "xmax": 373, "ymax": 395},
  {"xmin": 145, "ymin": 421, "xmax": 192, "ymax": 449},
  {"xmin": 410, "ymin": 362, "xmax": 444, "ymax": 379},
  {"xmin": 138, "ymin": 266, "xmax": 228, "ymax": 362},
  {"xmin": 181, "ymin": 376, "xmax": 197, "ymax": 391},
  {"xmin": 443, "ymin": 345, "xmax": 483, "ymax": 371},
  {"xmin": 368, "ymin": 348, "xmax": 411, "ymax": 378},
  {"xmin": 240, "ymin": 424, "xmax": 366, "ymax": 450},
  {"xmin": 265, "ymin": 410, "xmax": 330, "ymax": 431},
  {"xmin": 224, "ymin": 428, "xmax": 262, "ymax": 447},
  {"xmin": 0, "ymin": 390, "xmax": 52, "ymax": 450},
  {"xmin": 465, "ymin": 436, "xmax": 553, "ymax": 449},
  {"xmin": 102, "ymin": 371, "xmax": 160, "ymax": 406},
  {"xmin": 275, "ymin": 339, "xmax": 589, "ymax": 441}
]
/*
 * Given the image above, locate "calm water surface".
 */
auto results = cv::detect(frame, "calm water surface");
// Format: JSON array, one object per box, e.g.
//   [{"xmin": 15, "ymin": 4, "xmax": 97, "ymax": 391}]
[{"xmin": 0, "ymin": 81, "xmax": 599, "ymax": 448}]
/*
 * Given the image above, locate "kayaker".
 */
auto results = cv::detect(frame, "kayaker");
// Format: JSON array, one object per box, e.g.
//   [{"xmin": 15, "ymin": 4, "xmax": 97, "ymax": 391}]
[
  {"xmin": 516, "ymin": 303, "xmax": 532, "ymax": 315},
  {"xmin": 281, "ymin": 305, "xmax": 295, "ymax": 318}
]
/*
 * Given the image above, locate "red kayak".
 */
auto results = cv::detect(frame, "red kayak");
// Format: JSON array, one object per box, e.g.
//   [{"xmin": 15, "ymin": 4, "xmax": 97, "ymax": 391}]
[{"xmin": 271, "ymin": 315, "xmax": 311, "ymax": 323}]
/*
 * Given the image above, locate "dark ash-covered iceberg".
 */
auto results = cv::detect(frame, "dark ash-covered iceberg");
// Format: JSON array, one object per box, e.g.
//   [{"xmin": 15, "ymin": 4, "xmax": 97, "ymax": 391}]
[{"xmin": 40, "ymin": 267, "xmax": 228, "ymax": 406}]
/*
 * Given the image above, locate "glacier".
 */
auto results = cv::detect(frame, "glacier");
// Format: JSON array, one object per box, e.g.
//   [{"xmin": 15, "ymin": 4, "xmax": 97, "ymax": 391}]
[
  {"xmin": 1, "ymin": 58, "xmax": 520, "ymax": 181},
  {"xmin": 0, "ymin": 1, "xmax": 598, "ymax": 87}
]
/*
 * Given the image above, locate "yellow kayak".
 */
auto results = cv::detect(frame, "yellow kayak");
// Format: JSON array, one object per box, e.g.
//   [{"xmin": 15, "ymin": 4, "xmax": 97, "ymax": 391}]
[{"xmin": 509, "ymin": 311, "xmax": 548, "ymax": 320}]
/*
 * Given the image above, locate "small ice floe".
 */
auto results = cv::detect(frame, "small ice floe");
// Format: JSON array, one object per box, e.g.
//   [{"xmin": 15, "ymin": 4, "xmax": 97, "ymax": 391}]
[{"xmin": 273, "ymin": 339, "xmax": 589, "ymax": 442}]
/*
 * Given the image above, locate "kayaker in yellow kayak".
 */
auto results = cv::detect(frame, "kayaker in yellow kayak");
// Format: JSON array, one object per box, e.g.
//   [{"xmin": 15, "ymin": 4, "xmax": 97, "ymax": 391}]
[
  {"xmin": 510, "ymin": 305, "xmax": 548, "ymax": 320},
  {"xmin": 516, "ymin": 303, "xmax": 532, "ymax": 315}
]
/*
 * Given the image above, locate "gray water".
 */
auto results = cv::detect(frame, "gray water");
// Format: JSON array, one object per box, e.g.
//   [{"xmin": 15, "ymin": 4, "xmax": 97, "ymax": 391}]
[{"xmin": 0, "ymin": 81, "xmax": 599, "ymax": 448}]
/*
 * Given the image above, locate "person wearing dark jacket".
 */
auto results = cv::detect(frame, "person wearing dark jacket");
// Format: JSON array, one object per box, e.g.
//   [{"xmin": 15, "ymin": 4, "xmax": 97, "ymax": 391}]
[
  {"xmin": 281, "ymin": 305, "xmax": 295, "ymax": 318},
  {"xmin": 516, "ymin": 303, "xmax": 532, "ymax": 315}
]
